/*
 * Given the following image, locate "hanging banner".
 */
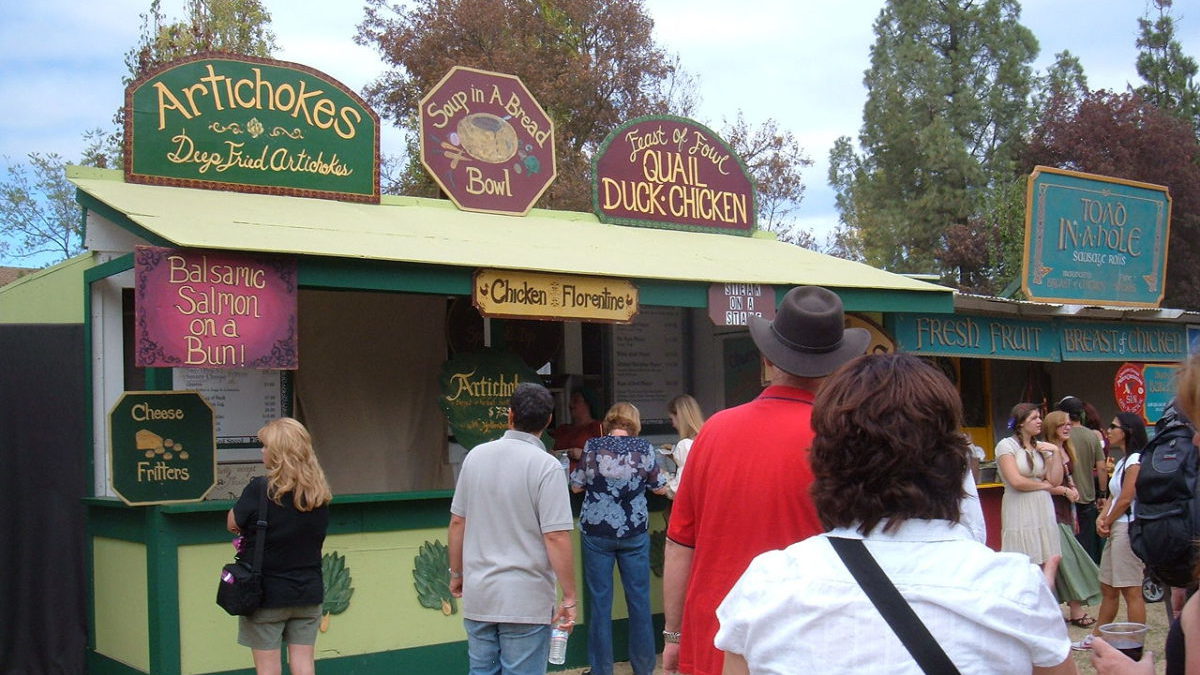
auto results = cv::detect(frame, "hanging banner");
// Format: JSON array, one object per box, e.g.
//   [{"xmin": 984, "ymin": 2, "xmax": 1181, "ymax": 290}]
[
  {"xmin": 1059, "ymin": 321, "xmax": 1187, "ymax": 362},
  {"xmin": 1023, "ymin": 166, "xmax": 1170, "ymax": 307},
  {"xmin": 419, "ymin": 66, "xmax": 556, "ymax": 216},
  {"xmin": 707, "ymin": 283, "xmax": 775, "ymax": 326},
  {"xmin": 125, "ymin": 52, "xmax": 380, "ymax": 202},
  {"xmin": 135, "ymin": 246, "xmax": 298, "ymax": 369},
  {"xmin": 891, "ymin": 314, "xmax": 1059, "ymax": 361},
  {"xmin": 473, "ymin": 269, "xmax": 638, "ymax": 323},
  {"xmin": 438, "ymin": 350, "xmax": 546, "ymax": 451},
  {"xmin": 593, "ymin": 115, "xmax": 756, "ymax": 235}
]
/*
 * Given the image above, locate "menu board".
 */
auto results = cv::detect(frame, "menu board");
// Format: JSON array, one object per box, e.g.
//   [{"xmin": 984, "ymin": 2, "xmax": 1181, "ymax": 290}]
[
  {"xmin": 612, "ymin": 306, "xmax": 686, "ymax": 425},
  {"xmin": 172, "ymin": 368, "xmax": 292, "ymax": 449}
]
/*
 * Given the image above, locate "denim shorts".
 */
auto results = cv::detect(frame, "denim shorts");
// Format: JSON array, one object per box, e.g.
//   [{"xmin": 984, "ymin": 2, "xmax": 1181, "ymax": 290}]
[{"xmin": 238, "ymin": 604, "xmax": 322, "ymax": 650}]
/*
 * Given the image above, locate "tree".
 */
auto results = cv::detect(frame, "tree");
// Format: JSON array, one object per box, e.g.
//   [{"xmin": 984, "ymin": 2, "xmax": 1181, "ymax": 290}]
[
  {"xmin": 0, "ymin": 0, "xmax": 278, "ymax": 266},
  {"xmin": 720, "ymin": 112, "xmax": 814, "ymax": 246},
  {"xmin": 1033, "ymin": 50, "xmax": 1088, "ymax": 116},
  {"xmin": 1135, "ymin": 0, "xmax": 1200, "ymax": 133},
  {"xmin": 356, "ymin": 0, "xmax": 812, "ymax": 232},
  {"xmin": 829, "ymin": 0, "xmax": 1038, "ymax": 286},
  {"xmin": 91, "ymin": 0, "xmax": 279, "ymax": 169},
  {"xmin": 1025, "ymin": 90, "xmax": 1200, "ymax": 309},
  {"xmin": 0, "ymin": 153, "xmax": 83, "ymax": 263},
  {"xmin": 357, "ymin": 0, "xmax": 679, "ymax": 212}
]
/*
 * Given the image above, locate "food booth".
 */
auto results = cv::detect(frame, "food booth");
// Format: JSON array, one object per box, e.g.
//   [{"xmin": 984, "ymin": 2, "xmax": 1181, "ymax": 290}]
[{"xmin": 32, "ymin": 54, "xmax": 955, "ymax": 674}]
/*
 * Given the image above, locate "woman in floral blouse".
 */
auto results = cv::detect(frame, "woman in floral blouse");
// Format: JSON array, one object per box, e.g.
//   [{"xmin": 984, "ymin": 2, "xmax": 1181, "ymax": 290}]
[{"xmin": 571, "ymin": 402, "xmax": 668, "ymax": 675}]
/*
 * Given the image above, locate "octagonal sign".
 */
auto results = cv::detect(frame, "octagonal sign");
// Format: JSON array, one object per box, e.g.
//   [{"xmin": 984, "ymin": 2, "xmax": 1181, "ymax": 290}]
[
  {"xmin": 109, "ymin": 391, "xmax": 216, "ymax": 506},
  {"xmin": 419, "ymin": 66, "xmax": 556, "ymax": 216}
]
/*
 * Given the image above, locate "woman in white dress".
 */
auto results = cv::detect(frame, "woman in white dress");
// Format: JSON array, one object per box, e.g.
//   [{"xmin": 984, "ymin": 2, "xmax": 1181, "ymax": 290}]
[{"xmin": 996, "ymin": 403, "xmax": 1069, "ymax": 573}]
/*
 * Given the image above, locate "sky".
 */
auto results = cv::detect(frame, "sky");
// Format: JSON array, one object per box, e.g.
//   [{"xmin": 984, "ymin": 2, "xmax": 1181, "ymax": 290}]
[{"xmin": 1, "ymin": 0, "xmax": 1196, "ymax": 262}]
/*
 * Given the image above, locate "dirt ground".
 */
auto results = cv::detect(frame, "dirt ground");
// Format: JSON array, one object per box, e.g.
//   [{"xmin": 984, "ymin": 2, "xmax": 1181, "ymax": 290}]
[{"xmin": 561, "ymin": 599, "xmax": 1173, "ymax": 674}]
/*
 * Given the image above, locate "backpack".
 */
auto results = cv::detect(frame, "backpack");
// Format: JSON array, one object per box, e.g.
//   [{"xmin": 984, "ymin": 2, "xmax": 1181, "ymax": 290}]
[{"xmin": 1129, "ymin": 405, "xmax": 1200, "ymax": 588}]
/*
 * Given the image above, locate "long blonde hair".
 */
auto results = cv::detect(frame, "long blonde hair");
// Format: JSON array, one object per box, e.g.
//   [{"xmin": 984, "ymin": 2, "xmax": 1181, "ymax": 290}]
[
  {"xmin": 1179, "ymin": 355, "xmax": 1200, "ymax": 425},
  {"xmin": 668, "ymin": 395, "xmax": 705, "ymax": 440},
  {"xmin": 258, "ymin": 418, "xmax": 332, "ymax": 511},
  {"xmin": 1043, "ymin": 410, "xmax": 1076, "ymax": 465},
  {"xmin": 603, "ymin": 402, "xmax": 641, "ymax": 436}
]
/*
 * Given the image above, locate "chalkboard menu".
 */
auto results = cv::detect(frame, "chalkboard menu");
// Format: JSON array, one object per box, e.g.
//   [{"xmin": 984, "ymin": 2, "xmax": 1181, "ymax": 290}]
[
  {"xmin": 611, "ymin": 306, "xmax": 686, "ymax": 426},
  {"xmin": 172, "ymin": 368, "xmax": 292, "ymax": 449}
]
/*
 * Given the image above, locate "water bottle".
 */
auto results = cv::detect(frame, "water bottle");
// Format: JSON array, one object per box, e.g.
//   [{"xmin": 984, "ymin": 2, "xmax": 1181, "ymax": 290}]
[
  {"xmin": 548, "ymin": 627, "xmax": 568, "ymax": 665},
  {"xmin": 559, "ymin": 452, "xmax": 570, "ymax": 473}
]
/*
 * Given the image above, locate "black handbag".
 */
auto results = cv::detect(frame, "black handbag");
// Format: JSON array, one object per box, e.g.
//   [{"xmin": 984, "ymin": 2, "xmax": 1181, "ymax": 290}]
[
  {"xmin": 828, "ymin": 536, "xmax": 960, "ymax": 675},
  {"xmin": 216, "ymin": 480, "xmax": 269, "ymax": 616}
]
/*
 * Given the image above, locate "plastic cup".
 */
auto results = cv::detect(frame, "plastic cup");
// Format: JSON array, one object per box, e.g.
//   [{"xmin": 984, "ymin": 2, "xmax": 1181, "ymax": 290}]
[{"xmin": 1098, "ymin": 622, "xmax": 1148, "ymax": 661}]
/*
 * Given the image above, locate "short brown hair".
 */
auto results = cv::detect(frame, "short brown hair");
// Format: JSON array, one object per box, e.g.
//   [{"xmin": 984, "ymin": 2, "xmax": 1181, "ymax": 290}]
[{"xmin": 810, "ymin": 354, "xmax": 968, "ymax": 535}]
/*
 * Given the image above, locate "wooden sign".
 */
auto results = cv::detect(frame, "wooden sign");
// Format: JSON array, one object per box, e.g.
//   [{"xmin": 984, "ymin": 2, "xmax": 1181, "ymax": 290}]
[
  {"xmin": 135, "ymin": 246, "xmax": 298, "ymax": 369},
  {"xmin": 593, "ymin": 115, "xmax": 756, "ymax": 235},
  {"xmin": 708, "ymin": 283, "xmax": 775, "ymax": 326},
  {"xmin": 419, "ymin": 66, "xmax": 556, "ymax": 216},
  {"xmin": 124, "ymin": 52, "xmax": 379, "ymax": 202},
  {"xmin": 1023, "ymin": 166, "xmax": 1170, "ymax": 307},
  {"xmin": 473, "ymin": 269, "xmax": 638, "ymax": 323},
  {"xmin": 438, "ymin": 350, "xmax": 546, "ymax": 451},
  {"xmin": 109, "ymin": 391, "xmax": 216, "ymax": 506}
]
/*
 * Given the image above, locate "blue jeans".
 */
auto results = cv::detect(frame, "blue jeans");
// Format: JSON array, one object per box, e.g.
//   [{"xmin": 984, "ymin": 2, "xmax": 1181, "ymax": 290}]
[
  {"xmin": 463, "ymin": 619, "xmax": 550, "ymax": 675},
  {"xmin": 582, "ymin": 532, "xmax": 655, "ymax": 675}
]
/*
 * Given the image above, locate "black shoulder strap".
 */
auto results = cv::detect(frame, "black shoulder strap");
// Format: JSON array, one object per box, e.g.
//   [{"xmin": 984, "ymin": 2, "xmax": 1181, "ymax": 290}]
[
  {"xmin": 828, "ymin": 536, "xmax": 960, "ymax": 675},
  {"xmin": 250, "ymin": 478, "xmax": 269, "ymax": 575}
]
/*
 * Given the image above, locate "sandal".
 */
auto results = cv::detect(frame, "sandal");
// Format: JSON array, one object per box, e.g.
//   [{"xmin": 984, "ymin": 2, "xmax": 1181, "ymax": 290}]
[{"xmin": 1068, "ymin": 614, "xmax": 1096, "ymax": 628}]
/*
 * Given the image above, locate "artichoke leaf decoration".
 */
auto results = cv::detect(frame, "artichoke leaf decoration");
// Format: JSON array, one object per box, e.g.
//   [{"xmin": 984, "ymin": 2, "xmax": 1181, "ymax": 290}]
[
  {"xmin": 320, "ymin": 551, "xmax": 354, "ymax": 632},
  {"xmin": 414, "ymin": 539, "xmax": 457, "ymax": 615}
]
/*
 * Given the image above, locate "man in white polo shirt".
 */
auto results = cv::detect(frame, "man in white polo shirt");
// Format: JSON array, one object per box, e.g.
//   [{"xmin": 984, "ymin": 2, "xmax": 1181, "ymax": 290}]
[{"xmin": 449, "ymin": 382, "xmax": 578, "ymax": 675}]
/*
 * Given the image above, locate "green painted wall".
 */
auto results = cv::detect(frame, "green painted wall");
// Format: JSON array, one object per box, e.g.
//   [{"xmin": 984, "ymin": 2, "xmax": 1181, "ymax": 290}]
[
  {"xmin": 93, "ymin": 537, "xmax": 150, "ymax": 673},
  {"xmin": 0, "ymin": 253, "xmax": 95, "ymax": 323}
]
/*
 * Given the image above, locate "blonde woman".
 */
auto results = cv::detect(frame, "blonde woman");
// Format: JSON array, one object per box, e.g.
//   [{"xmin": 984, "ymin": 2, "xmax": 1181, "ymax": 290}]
[
  {"xmin": 664, "ymin": 395, "xmax": 705, "ymax": 499},
  {"xmin": 1043, "ymin": 410, "xmax": 1101, "ymax": 627},
  {"xmin": 226, "ymin": 418, "xmax": 332, "ymax": 675}
]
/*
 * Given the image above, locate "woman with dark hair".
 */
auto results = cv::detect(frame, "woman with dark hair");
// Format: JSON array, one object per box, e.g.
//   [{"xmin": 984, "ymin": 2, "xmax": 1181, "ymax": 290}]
[
  {"xmin": 996, "ymin": 403, "xmax": 1069, "ymax": 573},
  {"xmin": 1092, "ymin": 355, "xmax": 1200, "ymax": 672},
  {"xmin": 715, "ymin": 354, "xmax": 1075, "ymax": 674},
  {"xmin": 1073, "ymin": 411, "xmax": 1148, "ymax": 651}
]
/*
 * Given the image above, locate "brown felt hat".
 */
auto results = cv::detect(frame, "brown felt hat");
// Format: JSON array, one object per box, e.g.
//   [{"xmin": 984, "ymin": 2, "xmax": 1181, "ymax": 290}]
[{"xmin": 748, "ymin": 286, "xmax": 870, "ymax": 378}]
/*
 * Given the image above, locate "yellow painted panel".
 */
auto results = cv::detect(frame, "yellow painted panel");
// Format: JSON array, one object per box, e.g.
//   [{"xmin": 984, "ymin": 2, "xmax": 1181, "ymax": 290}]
[
  {"xmin": 180, "ymin": 528, "xmax": 483, "ymax": 670},
  {"xmin": 93, "ymin": 537, "xmax": 150, "ymax": 672},
  {"xmin": 0, "ymin": 253, "xmax": 95, "ymax": 324},
  {"xmin": 177, "ymin": 523, "xmax": 660, "ymax": 671}
]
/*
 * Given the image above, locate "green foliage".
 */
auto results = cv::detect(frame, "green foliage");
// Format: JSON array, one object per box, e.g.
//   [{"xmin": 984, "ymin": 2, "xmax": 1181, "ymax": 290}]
[
  {"xmin": 1135, "ymin": 0, "xmax": 1200, "ymax": 133},
  {"xmin": 413, "ymin": 539, "xmax": 457, "ymax": 615},
  {"xmin": 829, "ymin": 0, "xmax": 1038, "ymax": 287},
  {"xmin": 0, "ymin": 153, "xmax": 82, "ymax": 264},
  {"xmin": 322, "ymin": 551, "xmax": 355, "ymax": 615}
]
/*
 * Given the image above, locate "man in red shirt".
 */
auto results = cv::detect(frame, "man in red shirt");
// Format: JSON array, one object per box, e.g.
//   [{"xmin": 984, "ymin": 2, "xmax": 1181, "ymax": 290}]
[{"xmin": 662, "ymin": 286, "xmax": 869, "ymax": 675}]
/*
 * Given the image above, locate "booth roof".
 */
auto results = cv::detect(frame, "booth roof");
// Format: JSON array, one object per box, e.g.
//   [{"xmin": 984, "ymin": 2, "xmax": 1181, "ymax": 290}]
[{"xmin": 68, "ymin": 166, "xmax": 949, "ymax": 297}]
